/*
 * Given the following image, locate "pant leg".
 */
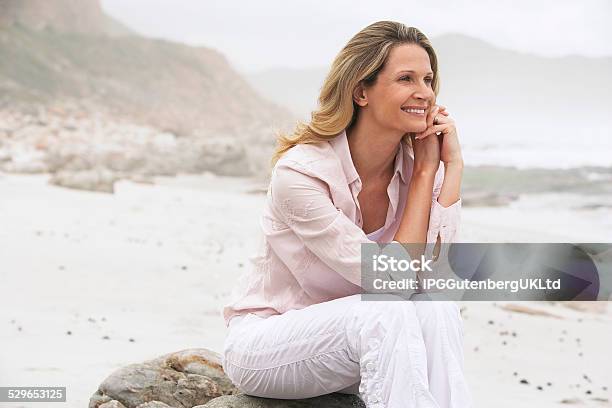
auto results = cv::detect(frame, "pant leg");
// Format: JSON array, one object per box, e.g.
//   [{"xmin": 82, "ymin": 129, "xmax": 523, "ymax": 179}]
[
  {"xmin": 413, "ymin": 301, "xmax": 474, "ymax": 408},
  {"xmin": 222, "ymin": 293, "xmax": 444, "ymax": 407},
  {"xmin": 336, "ymin": 381, "xmax": 360, "ymax": 395},
  {"xmin": 222, "ymin": 296, "xmax": 361, "ymax": 399}
]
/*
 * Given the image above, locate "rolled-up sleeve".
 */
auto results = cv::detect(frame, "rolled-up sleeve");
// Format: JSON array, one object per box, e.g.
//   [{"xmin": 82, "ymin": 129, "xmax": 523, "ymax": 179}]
[
  {"xmin": 426, "ymin": 163, "xmax": 462, "ymax": 244},
  {"xmin": 269, "ymin": 163, "xmax": 375, "ymax": 286}
]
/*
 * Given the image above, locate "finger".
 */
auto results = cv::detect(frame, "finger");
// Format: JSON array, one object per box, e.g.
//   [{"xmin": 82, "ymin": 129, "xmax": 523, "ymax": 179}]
[
  {"xmin": 424, "ymin": 113, "xmax": 449, "ymax": 134},
  {"xmin": 416, "ymin": 123, "xmax": 447, "ymax": 139},
  {"xmin": 434, "ymin": 113, "xmax": 451, "ymax": 124},
  {"xmin": 415, "ymin": 128, "xmax": 432, "ymax": 139},
  {"xmin": 415, "ymin": 126, "xmax": 440, "ymax": 139},
  {"xmin": 427, "ymin": 105, "xmax": 440, "ymax": 129},
  {"xmin": 432, "ymin": 108, "xmax": 448, "ymax": 125},
  {"xmin": 413, "ymin": 133, "xmax": 431, "ymax": 142}
]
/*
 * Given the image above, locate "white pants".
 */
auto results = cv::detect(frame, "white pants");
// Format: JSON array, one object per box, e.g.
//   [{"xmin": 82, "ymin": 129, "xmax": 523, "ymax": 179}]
[{"xmin": 222, "ymin": 294, "xmax": 473, "ymax": 408}]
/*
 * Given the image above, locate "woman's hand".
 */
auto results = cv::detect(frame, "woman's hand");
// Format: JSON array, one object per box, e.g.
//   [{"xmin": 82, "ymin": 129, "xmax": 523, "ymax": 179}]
[
  {"xmin": 415, "ymin": 105, "xmax": 463, "ymax": 166},
  {"xmin": 410, "ymin": 106, "xmax": 441, "ymax": 174}
]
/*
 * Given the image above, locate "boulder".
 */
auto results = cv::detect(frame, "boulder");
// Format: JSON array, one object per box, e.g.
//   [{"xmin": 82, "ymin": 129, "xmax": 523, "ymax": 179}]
[
  {"xmin": 99, "ymin": 401, "xmax": 128, "ymax": 408},
  {"xmin": 90, "ymin": 348, "xmax": 365, "ymax": 408},
  {"xmin": 89, "ymin": 348, "xmax": 238, "ymax": 408},
  {"xmin": 49, "ymin": 167, "xmax": 118, "ymax": 193},
  {"xmin": 135, "ymin": 403, "xmax": 174, "ymax": 408}
]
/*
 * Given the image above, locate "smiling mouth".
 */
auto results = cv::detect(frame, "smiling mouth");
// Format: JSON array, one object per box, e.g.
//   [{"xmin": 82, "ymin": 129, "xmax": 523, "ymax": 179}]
[{"xmin": 401, "ymin": 107, "xmax": 426, "ymax": 116}]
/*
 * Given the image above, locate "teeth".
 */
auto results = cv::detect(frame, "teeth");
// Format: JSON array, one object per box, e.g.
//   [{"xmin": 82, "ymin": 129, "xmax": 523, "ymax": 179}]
[{"xmin": 402, "ymin": 108, "xmax": 425, "ymax": 114}]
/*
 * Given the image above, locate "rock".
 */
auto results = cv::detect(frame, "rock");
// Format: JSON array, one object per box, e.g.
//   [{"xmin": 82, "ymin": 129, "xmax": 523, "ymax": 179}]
[
  {"xmin": 49, "ymin": 167, "xmax": 118, "ymax": 193},
  {"xmin": 196, "ymin": 393, "xmax": 366, "ymax": 408},
  {"xmin": 560, "ymin": 397, "xmax": 582, "ymax": 404},
  {"xmin": 45, "ymin": 144, "xmax": 93, "ymax": 172},
  {"xmin": 461, "ymin": 191, "xmax": 519, "ymax": 207},
  {"xmin": 90, "ymin": 394, "xmax": 113, "ymax": 408},
  {"xmin": 1, "ymin": 148, "xmax": 48, "ymax": 173},
  {"xmin": 135, "ymin": 402, "xmax": 173, "ymax": 408},
  {"xmin": 0, "ymin": 103, "xmax": 285, "ymax": 188},
  {"xmin": 91, "ymin": 348, "xmax": 365, "ymax": 408},
  {"xmin": 558, "ymin": 301, "xmax": 609, "ymax": 314},
  {"xmin": 499, "ymin": 303, "xmax": 563, "ymax": 319},
  {"xmin": 0, "ymin": 148, "xmax": 12, "ymax": 162},
  {"xmin": 89, "ymin": 348, "xmax": 239, "ymax": 408},
  {"xmin": 100, "ymin": 401, "xmax": 128, "ymax": 408}
]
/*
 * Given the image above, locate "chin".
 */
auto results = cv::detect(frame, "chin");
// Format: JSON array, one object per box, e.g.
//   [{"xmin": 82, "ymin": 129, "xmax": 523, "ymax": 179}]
[{"xmin": 403, "ymin": 119, "xmax": 427, "ymax": 133}]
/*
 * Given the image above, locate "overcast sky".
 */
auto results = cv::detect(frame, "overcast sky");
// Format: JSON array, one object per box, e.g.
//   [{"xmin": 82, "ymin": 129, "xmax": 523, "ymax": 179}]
[{"xmin": 101, "ymin": 0, "xmax": 611, "ymax": 73}]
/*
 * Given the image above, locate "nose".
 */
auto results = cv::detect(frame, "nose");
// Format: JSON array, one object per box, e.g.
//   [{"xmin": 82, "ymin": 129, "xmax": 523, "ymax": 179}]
[{"xmin": 412, "ymin": 82, "xmax": 435, "ymax": 105}]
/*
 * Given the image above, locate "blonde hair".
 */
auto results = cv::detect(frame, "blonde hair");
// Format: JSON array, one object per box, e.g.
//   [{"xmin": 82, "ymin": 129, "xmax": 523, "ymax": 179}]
[{"xmin": 270, "ymin": 21, "xmax": 440, "ymax": 167}]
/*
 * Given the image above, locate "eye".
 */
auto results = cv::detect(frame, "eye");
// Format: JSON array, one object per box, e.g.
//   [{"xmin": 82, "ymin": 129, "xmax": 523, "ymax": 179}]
[{"xmin": 400, "ymin": 76, "xmax": 434, "ymax": 84}]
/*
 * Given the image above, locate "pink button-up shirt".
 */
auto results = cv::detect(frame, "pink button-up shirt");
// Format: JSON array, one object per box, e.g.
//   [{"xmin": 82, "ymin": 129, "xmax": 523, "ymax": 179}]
[{"xmin": 222, "ymin": 129, "xmax": 461, "ymax": 327}]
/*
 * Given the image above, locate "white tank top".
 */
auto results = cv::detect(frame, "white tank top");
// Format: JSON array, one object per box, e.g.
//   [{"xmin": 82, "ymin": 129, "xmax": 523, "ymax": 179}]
[{"xmin": 366, "ymin": 225, "xmax": 385, "ymax": 241}]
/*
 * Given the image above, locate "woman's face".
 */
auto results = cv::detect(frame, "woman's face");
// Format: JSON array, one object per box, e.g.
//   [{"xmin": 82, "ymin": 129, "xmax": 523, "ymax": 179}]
[{"xmin": 358, "ymin": 43, "xmax": 436, "ymax": 134}]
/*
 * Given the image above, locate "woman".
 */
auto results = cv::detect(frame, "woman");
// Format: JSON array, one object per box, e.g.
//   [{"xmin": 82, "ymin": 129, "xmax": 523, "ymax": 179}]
[{"xmin": 221, "ymin": 21, "xmax": 472, "ymax": 408}]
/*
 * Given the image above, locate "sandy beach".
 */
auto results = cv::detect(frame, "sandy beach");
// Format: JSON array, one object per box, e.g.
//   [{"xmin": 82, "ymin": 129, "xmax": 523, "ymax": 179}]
[
  {"xmin": 1, "ymin": 1, "xmax": 611, "ymax": 407},
  {"xmin": 1, "ymin": 172, "xmax": 611, "ymax": 407}
]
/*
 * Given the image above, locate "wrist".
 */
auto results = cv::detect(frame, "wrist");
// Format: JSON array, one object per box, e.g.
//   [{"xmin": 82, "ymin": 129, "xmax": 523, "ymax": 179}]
[{"xmin": 411, "ymin": 165, "xmax": 438, "ymax": 180}]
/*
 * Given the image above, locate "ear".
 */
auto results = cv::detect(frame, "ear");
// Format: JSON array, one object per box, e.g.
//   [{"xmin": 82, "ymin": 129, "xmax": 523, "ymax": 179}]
[{"xmin": 352, "ymin": 82, "xmax": 368, "ymax": 107}]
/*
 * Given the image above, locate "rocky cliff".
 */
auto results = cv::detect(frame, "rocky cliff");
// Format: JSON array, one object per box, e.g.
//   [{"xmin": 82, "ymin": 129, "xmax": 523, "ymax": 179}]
[{"xmin": 0, "ymin": 0, "xmax": 294, "ymax": 183}]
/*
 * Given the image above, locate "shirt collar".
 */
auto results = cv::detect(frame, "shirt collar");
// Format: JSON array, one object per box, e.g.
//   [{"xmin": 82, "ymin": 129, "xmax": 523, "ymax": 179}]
[{"xmin": 330, "ymin": 129, "xmax": 409, "ymax": 185}]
